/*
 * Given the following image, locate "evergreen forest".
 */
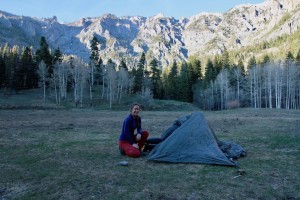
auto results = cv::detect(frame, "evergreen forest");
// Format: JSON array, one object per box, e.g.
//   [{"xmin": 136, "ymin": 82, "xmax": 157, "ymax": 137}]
[{"xmin": 1, "ymin": 36, "xmax": 300, "ymax": 110}]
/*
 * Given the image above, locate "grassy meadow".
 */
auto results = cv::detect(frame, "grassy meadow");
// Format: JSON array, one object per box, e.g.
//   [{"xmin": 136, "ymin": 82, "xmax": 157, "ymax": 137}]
[
  {"xmin": 0, "ymin": 92, "xmax": 300, "ymax": 199},
  {"xmin": 0, "ymin": 109, "xmax": 300, "ymax": 199}
]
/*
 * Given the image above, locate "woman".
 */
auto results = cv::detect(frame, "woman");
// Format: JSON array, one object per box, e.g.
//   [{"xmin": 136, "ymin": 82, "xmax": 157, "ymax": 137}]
[{"xmin": 118, "ymin": 103, "xmax": 149, "ymax": 158}]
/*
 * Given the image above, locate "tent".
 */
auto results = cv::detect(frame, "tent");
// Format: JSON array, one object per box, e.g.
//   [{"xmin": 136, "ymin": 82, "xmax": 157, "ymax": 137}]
[{"xmin": 147, "ymin": 112, "xmax": 245, "ymax": 166}]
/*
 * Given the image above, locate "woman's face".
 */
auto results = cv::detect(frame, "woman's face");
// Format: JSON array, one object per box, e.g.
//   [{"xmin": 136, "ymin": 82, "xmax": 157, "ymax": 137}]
[{"xmin": 131, "ymin": 105, "xmax": 140, "ymax": 117}]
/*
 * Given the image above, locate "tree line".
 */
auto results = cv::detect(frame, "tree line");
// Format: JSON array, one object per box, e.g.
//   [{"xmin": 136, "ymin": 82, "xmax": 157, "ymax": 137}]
[
  {"xmin": 1, "ymin": 36, "xmax": 300, "ymax": 110},
  {"xmin": 196, "ymin": 52, "xmax": 300, "ymax": 110}
]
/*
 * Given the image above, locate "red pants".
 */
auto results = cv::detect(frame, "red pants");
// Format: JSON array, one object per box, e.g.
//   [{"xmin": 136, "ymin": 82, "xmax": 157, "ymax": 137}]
[{"xmin": 119, "ymin": 131, "xmax": 149, "ymax": 158}]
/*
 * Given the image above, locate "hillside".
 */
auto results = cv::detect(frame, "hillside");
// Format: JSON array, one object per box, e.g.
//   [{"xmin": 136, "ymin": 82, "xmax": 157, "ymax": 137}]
[{"xmin": 0, "ymin": 0, "xmax": 299, "ymax": 68}]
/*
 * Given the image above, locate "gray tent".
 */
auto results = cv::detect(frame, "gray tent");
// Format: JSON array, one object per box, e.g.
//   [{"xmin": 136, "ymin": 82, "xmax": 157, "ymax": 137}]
[{"xmin": 147, "ymin": 112, "xmax": 241, "ymax": 166}]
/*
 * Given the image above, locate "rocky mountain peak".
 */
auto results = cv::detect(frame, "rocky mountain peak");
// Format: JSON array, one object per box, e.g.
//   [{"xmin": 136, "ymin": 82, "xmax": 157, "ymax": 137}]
[{"xmin": 0, "ymin": 0, "xmax": 299, "ymax": 67}]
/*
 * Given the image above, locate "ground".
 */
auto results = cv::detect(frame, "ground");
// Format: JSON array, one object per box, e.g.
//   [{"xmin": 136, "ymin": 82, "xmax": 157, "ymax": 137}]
[{"xmin": 0, "ymin": 108, "xmax": 300, "ymax": 199}]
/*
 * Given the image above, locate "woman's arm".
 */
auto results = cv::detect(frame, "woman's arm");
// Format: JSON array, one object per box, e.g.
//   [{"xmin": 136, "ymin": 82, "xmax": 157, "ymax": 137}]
[{"xmin": 123, "ymin": 117, "xmax": 135, "ymax": 144}]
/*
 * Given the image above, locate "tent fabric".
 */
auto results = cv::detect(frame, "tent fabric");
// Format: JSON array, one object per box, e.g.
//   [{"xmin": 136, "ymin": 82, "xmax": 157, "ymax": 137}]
[
  {"xmin": 160, "ymin": 114, "xmax": 190, "ymax": 140},
  {"xmin": 147, "ymin": 112, "xmax": 237, "ymax": 166}
]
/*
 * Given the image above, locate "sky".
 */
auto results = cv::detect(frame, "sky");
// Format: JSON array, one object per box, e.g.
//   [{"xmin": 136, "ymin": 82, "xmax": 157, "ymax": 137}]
[{"xmin": 0, "ymin": 0, "xmax": 265, "ymax": 23}]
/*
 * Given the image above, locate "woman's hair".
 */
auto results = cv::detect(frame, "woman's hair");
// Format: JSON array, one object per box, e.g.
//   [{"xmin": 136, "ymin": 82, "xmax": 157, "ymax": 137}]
[{"xmin": 130, "ymin": 103, "xmax": 141, "ymax": 112}]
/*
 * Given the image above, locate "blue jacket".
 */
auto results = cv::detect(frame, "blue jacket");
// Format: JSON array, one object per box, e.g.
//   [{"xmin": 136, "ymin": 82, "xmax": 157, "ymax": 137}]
[{"xmin": 119, "ymin": 114, "xmax": 142, "ymax": 144}]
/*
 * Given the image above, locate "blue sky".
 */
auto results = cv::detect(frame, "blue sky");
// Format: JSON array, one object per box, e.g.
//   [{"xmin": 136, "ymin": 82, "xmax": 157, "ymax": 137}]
[{"xmin": 0, "ymin": 0, "xmax": 264, "ymax": 23}]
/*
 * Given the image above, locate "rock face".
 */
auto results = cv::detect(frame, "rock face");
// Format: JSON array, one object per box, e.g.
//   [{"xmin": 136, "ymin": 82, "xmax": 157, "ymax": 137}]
[{"xmin": 0, "ymin": 0, "xmax": 299, "ymax": 67}]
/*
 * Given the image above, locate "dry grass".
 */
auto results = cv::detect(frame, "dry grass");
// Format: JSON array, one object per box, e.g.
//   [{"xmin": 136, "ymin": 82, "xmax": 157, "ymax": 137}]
[{"xmin": 0, "ymin": 108, "xmax": 300, "ymax": 200}]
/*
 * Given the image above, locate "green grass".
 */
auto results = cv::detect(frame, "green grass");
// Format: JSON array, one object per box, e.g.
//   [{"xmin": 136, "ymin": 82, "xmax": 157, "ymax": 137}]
[
  {"xmin": 0, "ymin": 108, "xmax": 300, "ymax": 199},
  {"xmin": 0, "ymin": 89, "xmax": 199, "ymax": 111}
]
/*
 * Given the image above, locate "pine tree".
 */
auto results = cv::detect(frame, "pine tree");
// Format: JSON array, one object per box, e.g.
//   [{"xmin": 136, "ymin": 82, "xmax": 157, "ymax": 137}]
[
  {"xmin": 178, "ymin": 62, "xmax": 192, "ymax": 102},
  {"xmin": 95, "ymin": 57, "xmax": 103, "ymax": 85},
  {"xmin": 1, "ymin": 44, "xmax": 10, "ymax": 90},
  {"xmin": 214, "ymin": 55, "xmax": 222, "ymax": 74},
  {"xmin": 248, "ymin": 56, "xmax": 257, "ymax": 69},
  {"xmin": 0, "ymin": 43, "xmax": 10, "ymax": 91},
  {"xmin": 0, "ymin": 55, "xmax": 6, "ymax": 88},
  {"xmin": 237, "ymin": 58, "xmax": 246, "ymax": 77},
  {"xmin": 18, "ymin": 47, "xmax": 37, "ymax": 89},
  {"xmin": 119, "ymin": 58, "xmax": 128, "ymax": 71},
  {"xmin": 286, "ymin": 51, "xmax": 294, "ymax": 60},
  {"xmin": 88, "ymin": 36, "xmax": 101, "ymax": 105},
  {"xmin": 149, "ymin": 58, "xmax": 163, "ymax": 99},
  {"xmin": 262, "ymin": 54, "xmax": 270, "ymax": 64},
  {"xmin": 295, "ymin": 49, "xmax": 300, "ymax": 64},
  {"xmin": 14, "ymin": 48, "xmax": 26, "ymax": 92},
  {"xmin": 221, "ymin": 48, "xmax": 230, "ymax": 69},
  {"xmin": 89, "ymin": 36, "xmax": 100, "ymax": 86},
  {"xmin": 89, "ymin": 36, "xmax": 99, "ymax": 63},
  {"xmin": 133, "ymin": 53, "xmax": 146, "ymax": 94},
  {"xmin": 204, "ymin": 58, "xmax": 215, "ymax": 88},
  {"xmin": 188, "ymin": 57, "xmax": 202, "ymax": 84},
  {"xmin": 53, "ymin": 47, "xmax": 63, "ymax": 64},
  {"xmin": 10, "ymin": 45, "xmax": 21, "ymax": 94},
  {"xmin": 36, "ymin": 37, "xmax": 53, "ymax": 78},
  {"xmin": 166, "ymin": 60, "xmax": 178, "ymax": 99}
]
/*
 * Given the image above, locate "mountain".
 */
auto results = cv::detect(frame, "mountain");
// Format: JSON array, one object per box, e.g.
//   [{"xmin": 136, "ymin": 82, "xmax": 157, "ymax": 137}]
[{"xmin": 0, "ymin": 0, "xmax": 299, "ymax": 68}]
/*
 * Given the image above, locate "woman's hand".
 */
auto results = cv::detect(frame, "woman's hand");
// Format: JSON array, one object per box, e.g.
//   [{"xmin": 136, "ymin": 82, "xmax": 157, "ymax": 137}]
[
  {"xmin": 132, "ymin": 143, "xmax": 139, "ymax": 149},
  {"xmin": 136, "ymin": 134, "xmax": 141, "ymax": 141}
]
